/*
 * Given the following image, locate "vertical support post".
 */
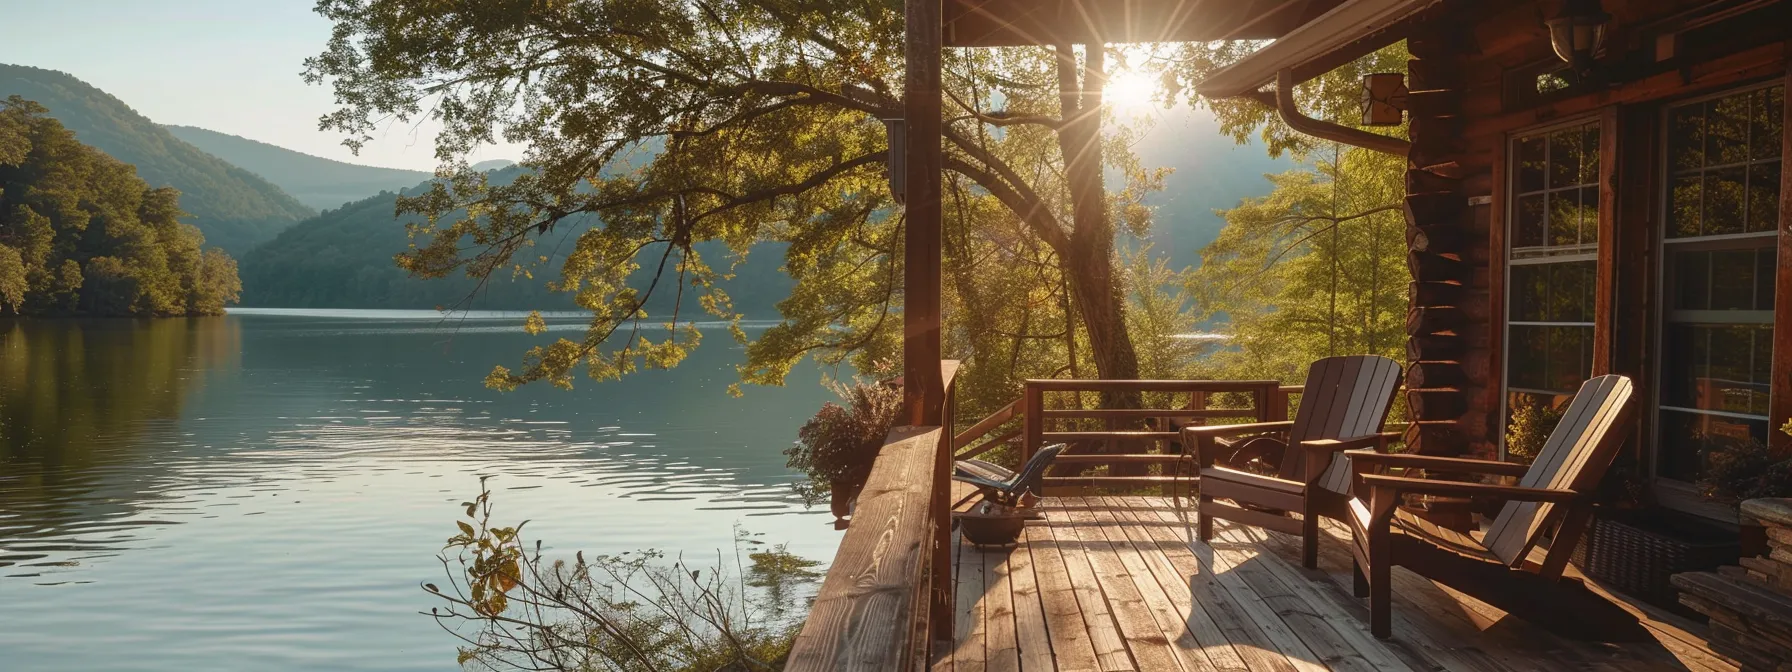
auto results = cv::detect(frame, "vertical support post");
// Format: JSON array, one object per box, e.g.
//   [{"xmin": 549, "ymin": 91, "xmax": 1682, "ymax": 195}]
[
  {"xmin": 903, "ymin": 0, "xmax": 944, "ymax": 427},
  {"xmin": 1770, "ymin": 64, "xmax": 1792, "ymax": 453},
  {"xmin": 1023, "ymin": 382, "xmax": 1043, "ymax": 468}
]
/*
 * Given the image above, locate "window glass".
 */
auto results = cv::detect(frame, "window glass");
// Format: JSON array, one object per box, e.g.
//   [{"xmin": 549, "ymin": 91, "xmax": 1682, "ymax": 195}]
[
  {"xmin": 1504, "ymin": 120, "xmax": 1602, "ymax": 461},
  {"xmin": 1656, "ymin": 85, "xmax": 1781, "ymax": 483}
]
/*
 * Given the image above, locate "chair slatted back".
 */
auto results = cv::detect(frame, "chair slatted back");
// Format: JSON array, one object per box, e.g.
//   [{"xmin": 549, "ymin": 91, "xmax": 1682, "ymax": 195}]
[
  {"xmin": 1484, "ymin": 375, "xmax": 1635, "ymax": 567},
  {"xmin": 1278, "ymin": 355, "xmax": 1404, "ymax": 494}
]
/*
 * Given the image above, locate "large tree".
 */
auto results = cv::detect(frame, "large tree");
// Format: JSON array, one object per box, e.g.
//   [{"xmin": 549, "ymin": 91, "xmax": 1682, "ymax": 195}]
[{"xmin": 307, "ymin": 0, "xmax": 1162, "ymax": 399}]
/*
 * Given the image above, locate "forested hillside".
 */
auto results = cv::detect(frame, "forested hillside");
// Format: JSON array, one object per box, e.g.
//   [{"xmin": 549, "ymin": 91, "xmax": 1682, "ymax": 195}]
[
  {"xmin": 163, "ymin": 125, "xmax": 432, "ymax": 210},
  {"xmin": 239, "ymin": 170, "xmax": 791, "ymax": 315},
  {"xmin": 0, "ymin": 97, "xmax": 240, "ymax": 316},
  {"xmin": 0, "ymin": 64, "xmax": 312, "ymax": 255}
]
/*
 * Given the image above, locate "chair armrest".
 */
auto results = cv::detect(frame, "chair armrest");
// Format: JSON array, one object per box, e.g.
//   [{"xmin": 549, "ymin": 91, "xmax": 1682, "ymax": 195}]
[
  {"xmin": 1299, "ymin": 432, "xmax": 1400, "ymax": 453},
  {"xmin": 1182, "ymin": 421, "xmax": 1294, "ymax": 469},
  {"xmin": 1347, "ymin": 451, "xmax": 1531, "ymax": 477},
  {"xmin": 1358, "ymin": 473, "xmax": 1580, "ymax": 502},
  {"xmin": 1180, "ymin": 420, "xmax": 1295, "ymax": 438}
]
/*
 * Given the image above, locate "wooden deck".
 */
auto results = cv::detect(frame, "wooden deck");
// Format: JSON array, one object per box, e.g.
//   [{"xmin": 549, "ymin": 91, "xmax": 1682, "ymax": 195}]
[{"xmin": 936, "ymin": 496, "xmax": 1736, "ymax": 672}]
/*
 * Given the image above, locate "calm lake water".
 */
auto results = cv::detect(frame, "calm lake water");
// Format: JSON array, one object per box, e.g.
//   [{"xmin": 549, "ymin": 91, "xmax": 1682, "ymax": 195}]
[{"xmin": 0, "ymin": 308, "xmax": 843, "ymax": 671}]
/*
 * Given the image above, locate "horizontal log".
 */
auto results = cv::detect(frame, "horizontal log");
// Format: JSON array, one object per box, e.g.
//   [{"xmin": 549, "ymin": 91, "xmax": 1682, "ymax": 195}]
[
  {"xmin": 1411, "ymin": 281, "xmax": 1465, "ymax": 306},
  {"xmin": 1405, "ymin": 58, "xmax": 1460, "ymax": 90},
  {"xmin": 1407, "ymin": 361, "xmax": 1465, "ymax": 389},
  {"xmin": 1407, "ymin": 334, "xmax": 1466, "ymax": 362},
  {"xmin": 1408, "ymin": 146, "xmax": 1463, "ymax": 174},
  {"xmin": 1408, "ymin": 252, "xmax": 1467, "ymax": 282},
  {"xmin": 1408, "ymin": 224, "xmax": 1466, "ymax": 254},
  {"xmin": 1406, "ymin": 89, "xmax": 1463, "ymax": 118},
  {"xmin": 1405, "ymin": 191, "xmax": 1466, "ymax": 225},
  {"xmin": 1403, "ymin": 420, "xmax": 1466, "ymax": 456},
  {"xmin": 1406, "ymin": 167, "xmax": 1462, "ymax": 194},
  {"xmin": 1413, "ymin": 160, "xmax": 1465, "ymax": 180},
  {"xmin": 1408, "ymin": 389, "xmax": 1469, "ymax": 421},
  {"xmin": 1407, "ymin": 306, "xmax": 1467, "ymax": 336}
]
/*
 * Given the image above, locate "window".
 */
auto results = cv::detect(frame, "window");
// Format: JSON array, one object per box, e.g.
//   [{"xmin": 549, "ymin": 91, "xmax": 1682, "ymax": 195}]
[
  {"xmin": 1503, "ymin": 120, "xmax": 1601, "ymax": 462},
  {"xmin": 1656, "ymin": 84, "xmax": 1782, "ymax": 483}
]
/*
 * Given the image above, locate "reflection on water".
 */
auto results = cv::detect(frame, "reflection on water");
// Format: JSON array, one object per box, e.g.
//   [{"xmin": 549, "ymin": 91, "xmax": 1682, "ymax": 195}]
[{"xmin": 0, "ymin": 309, "xmax": 840, "ymax": 672}]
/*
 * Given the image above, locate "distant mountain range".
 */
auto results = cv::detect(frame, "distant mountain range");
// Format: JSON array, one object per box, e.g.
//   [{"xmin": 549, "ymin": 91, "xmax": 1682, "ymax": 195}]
[
  {"xmin": 2, "ymin": 63, "xmax": 1288, "ymax": 312},
  {"xmin": 0, "ymin": 64, "xmax": 313, "ymax": 256},
  {"xmin": 162, "ymin": 125, "xmax": 432, "ymax": 211}
]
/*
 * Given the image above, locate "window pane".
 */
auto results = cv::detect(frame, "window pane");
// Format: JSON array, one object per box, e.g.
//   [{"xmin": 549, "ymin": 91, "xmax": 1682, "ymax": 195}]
[
  {"xmin": 1662, "ymin": 324, "xmax": 1710, "ymax": 408},
  {"xmin": 1753, "ymin": 86, "xmax": 1784, "ymax": 162},
  {"xmin": 1710, "ymin": 249, "xmax": 1759, "ymax": 311},
  {"xmin": 1672, "ymin": 249, "xmax": 1710, "ymax": 311},
  {"xmin": 1581, "ymin": 125, "xmax": 1602, "ymax": 184},
  {"xmin": 1548, "ymin": 326, "xmax": 1592, "ymax": 392},
  {"xmin": 1708, "ymin": 94, "xmax": 1750, "ymax": 166},
  {"xmin": 1550, "ymin": 129, "xmax": 1583, "ymax": 189},
  {"xmin": 1549, "ymin": 190, "xmax": 1580, "ymax": 246},
  {"xmin": 1669, "ymin": 105, "xmax": 1705, "ymax": 173},
  {"xmin": 1517, "ymin": 136, "xmax": 1547, "ymax": 193},
  {"xmin": 1579, "ymin": 186, "xmax": 1601, "ymax": 244},
  {"xmin": 1515, "ymin": 194, "xmax": 1546, "ymax": 248},
  {"xmin": 1708, "ymin": 326, "xmax": 1754, "ymax": 410},
  {"xmin": 1748, "ymin": 162, "xmax": 1780, "ymax": 233},
  {"xmin": 1705, "ymin": 167, "xmax": 1746, "ymax": 235},
  {"xmin": 1669, "ymin": 175, "xmax": 1702, "ymax": 238},
  {"xmin": 1547, "ymin": 261, "xmax": 1594, "ymax": 322},
  {"xmin": 1657, "ymin": 410, "xmax": 1770, "ymax": 482},
  {"xmin": 1510, "ymin": 264, "xmax": 1548, "ymax": 321},
  {"xmin": 1509, "ymin": 325, "xmax": 1549, "ymax": 390},
  {"xmin": 1754, "ymin": 326, "xmax": 1774, "ymax": 415},
  {"xmin": 1757, "ymin": 247, "xmax": 1777, "ymax": 311}
]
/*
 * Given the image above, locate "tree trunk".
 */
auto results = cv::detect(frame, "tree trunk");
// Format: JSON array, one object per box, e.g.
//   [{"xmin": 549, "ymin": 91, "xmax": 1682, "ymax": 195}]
[{"xmin": 1054, "ymin": 44, "xmax": 1142, "ymax": 408}]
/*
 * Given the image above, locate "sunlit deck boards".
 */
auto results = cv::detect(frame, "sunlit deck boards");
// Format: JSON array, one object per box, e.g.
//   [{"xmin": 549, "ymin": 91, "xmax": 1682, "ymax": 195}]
[{"xmin": 934, "ymin": 496, "xmax": 1736, "ymax": 672}]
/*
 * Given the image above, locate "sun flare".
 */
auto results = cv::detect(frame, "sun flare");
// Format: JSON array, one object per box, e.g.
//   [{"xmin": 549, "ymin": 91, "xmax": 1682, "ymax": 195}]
[{"xmin": 1104, "ymin": 70, "xmax": 1158, "ymax": 115}]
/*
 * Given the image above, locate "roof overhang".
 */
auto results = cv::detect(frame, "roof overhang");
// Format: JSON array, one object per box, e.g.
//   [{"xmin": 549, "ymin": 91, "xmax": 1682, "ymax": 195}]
[
  {"xmin": 943, "ymin": 0, "xmax": 1347, "ymax": 48},
  {"xmin": 1195, "ymin": 0, "xmax": 1438, "ymax": 99}
]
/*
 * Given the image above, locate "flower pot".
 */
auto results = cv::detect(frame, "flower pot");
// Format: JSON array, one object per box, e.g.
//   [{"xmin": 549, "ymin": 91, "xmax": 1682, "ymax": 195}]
[
  {"xmin": 959, "ymin": 511, "xmax": 1027, "ymax": 548},
  {"xmin": 829, "ymin": 479, "xmax": 862, "ymax": 520}
]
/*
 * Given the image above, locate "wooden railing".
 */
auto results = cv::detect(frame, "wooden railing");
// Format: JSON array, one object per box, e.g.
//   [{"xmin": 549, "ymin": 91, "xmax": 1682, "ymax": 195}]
[
  {"xmin": 1022, "ymin": 378, "xmax": 1284, "ymax": 491},
  {"xmin": 786, "ymin": 361, "xmax": 958, "ymax": 671}
]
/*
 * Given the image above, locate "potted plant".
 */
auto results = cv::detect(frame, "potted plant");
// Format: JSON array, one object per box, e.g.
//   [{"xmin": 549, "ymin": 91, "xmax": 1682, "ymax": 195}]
[{"xmin": 784, "ymin": 380, "xmax": 902, "ymax": 521}]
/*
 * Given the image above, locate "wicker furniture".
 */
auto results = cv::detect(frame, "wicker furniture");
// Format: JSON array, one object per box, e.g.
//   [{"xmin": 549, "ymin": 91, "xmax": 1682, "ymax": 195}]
[
  {"xmin": 1572, "ymin": 508, "xmax": 1739, "ymax": 609},
  {"xmin": 1183, "ymin": 355, "xmax": 1404, "ymax": 569}
]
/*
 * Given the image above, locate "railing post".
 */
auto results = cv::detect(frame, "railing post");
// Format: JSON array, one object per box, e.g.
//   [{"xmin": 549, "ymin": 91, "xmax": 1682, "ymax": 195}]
[{"xmin": 1022, "ymin": 382, "xmax": 1043, "ymax": 468}]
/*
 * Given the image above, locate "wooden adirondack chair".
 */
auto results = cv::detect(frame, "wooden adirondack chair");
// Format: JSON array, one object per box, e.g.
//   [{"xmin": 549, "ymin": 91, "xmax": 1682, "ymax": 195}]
[
  {"xmin": 1345, "ymin": 374, "xmax": 1636, "ymax": 639},
  {"xmin": 1183, "ymin": 355, "xmax": 1404, "ymax": 569}
]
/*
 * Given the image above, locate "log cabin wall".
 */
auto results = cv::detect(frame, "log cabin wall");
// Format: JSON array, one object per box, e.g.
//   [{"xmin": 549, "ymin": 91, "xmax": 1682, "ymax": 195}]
[{"xmin": 1404, "ymin": 0, "xmax": 1790, "ymax": 471}]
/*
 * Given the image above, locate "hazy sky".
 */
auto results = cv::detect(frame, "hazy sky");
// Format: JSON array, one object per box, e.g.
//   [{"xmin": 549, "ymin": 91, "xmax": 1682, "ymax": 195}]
[{"xmin": 0, "ymin": 0, "xmax": 524, "ymax": 171}]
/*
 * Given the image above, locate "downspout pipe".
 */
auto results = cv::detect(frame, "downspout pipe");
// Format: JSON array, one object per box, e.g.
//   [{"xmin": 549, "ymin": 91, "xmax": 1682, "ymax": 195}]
[{"xmin": 1274, "ymin": 68, "xmax": 1411, "ymax": 157}]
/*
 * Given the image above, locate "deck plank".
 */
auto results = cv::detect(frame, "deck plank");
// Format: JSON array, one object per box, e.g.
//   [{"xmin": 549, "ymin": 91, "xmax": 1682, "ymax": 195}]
[
  {"xmin": 1083, "ymin": 497, "xmax": 1241, "ymax": 672},
  {"xmin": 1061, "ymin": 498, "xmax": 1198, "ymax": 671},
  {"xmin": 934, "ymin": 497, "xmax": 1728, "ymax": 672},
  {"xmin": 1024, "ymin": 523, "xmax": 1102, "ymax": 672},
  {"xmin": 953, "ymin": 540, "xmax": 988, "ymax": 672},
  {"xmin": 985, "ymin": 544, "xmax": 1021, "ymax": 672},
  {"xmin": 1042, "ymin": 500, "xmax": 1137, "ymax": 671},
  {"xmin": 1106, "ymin": 497, "xmax": 1307, "ymax": 672},
  {"xmin": 1005, "ymin": 528, "xmax": 1057, "ymax": 671}
]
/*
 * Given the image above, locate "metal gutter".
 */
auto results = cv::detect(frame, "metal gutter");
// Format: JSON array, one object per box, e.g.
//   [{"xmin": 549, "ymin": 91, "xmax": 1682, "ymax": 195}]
[
  {"xmin": 1196, "ymin": 0, "xmax": 1439, "ymax": 100},
  {"xmin": 1274, "ymin": 69, "xmax": 1411, "ymax": 157}
]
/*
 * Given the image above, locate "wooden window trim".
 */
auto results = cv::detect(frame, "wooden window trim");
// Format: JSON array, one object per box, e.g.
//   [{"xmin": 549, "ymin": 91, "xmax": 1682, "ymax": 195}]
[{"xmin": 1772, "ymin": 63, "xmax": 1792, "ymax": 453}]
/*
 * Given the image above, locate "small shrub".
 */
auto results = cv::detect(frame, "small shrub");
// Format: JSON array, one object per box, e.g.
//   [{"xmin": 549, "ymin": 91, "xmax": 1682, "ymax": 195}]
[
  {"xmin": 1697, "ymin": 436, "xmax": 1792, "ymax": 505},
  {"xmin": 783, "ymin": 381, "xmax": 902, "ymax": 507}
]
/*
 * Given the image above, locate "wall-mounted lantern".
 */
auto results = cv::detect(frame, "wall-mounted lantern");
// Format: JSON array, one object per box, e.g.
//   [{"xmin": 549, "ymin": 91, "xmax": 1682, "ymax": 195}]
[
  {"xmin": 1547, "ymin": 0, "xmax": 1610, "ymax": 76},
  {"xmin": 1360, "ymin": 73, "xmax": 1409, "ymax": 127},
  {"xmin": 881, "ymin": 118, "xmax": 906, "ymax": 204}
]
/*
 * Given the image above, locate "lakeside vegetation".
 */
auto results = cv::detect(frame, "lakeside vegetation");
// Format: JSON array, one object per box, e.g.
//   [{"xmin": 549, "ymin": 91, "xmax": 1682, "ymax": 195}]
[{"xmin": 0, "ymin": 96, "xmax": 240, "ymax": 317}]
